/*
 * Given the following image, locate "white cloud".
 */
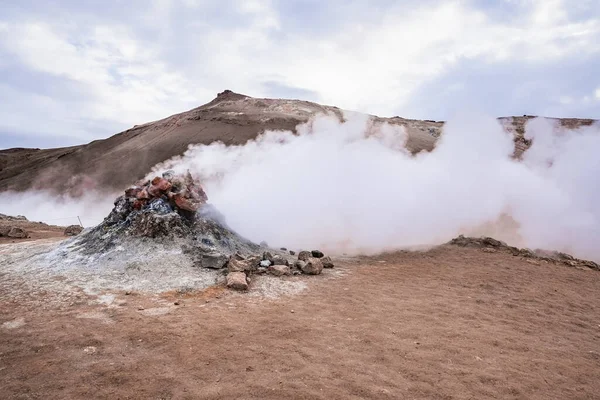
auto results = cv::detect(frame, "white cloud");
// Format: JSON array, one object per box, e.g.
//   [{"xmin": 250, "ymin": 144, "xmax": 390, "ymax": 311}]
[{"xmin": 0, "ymin": 0, "xmax": 599, "ymax": 143}]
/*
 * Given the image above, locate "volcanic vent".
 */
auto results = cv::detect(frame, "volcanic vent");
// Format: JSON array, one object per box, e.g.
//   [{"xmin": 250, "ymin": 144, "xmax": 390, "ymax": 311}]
[{"xmin": 34, "ymin": 170, "xmax": 336, "ymax": 294}]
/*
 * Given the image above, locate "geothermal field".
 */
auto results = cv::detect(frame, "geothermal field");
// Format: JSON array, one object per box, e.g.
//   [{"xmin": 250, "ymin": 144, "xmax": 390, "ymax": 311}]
[{"xmin": 1, "ymin": 92, "xmax": 600, "ymax": 399}]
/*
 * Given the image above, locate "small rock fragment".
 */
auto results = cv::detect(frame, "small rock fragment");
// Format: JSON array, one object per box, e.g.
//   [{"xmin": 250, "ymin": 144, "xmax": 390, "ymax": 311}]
[
  {"xmin": 311, "ymin": 250, "xmax": 324, "ymax": 258},
  {"xmin": 263, "ymin": 251, "xmax": 274, "ymax": 263},
  {"xmin": 321, "ymin": 256, "xmax": 334, "ymax": 268},
  {"xmin": 268, "ymin": 265, "xmax": 291, "ymax": 276},
  {"xmin": 196, "ymin": 251, "xmax": 228, "ymax": 269},
  {"xmin": 289, "ymin": 250, "xmax": 296, "ymax": 256},
  {"xmin": 271, "ymin": 255, "xmax": 289, "ymax": 266},
  {"xmin": 64, "ymin": 225, "xmax": 83, "ymax": 236},
  {"xmin": 7, "ymin": 227, "xmax": 28, "ymax": 239},
  {"xmin": 260, "ymin": 260, "xmax": 272, "ymax": 267},
  {"xmin": 228, "ymin": 254, "xmax": 253, "ymax": 273}
]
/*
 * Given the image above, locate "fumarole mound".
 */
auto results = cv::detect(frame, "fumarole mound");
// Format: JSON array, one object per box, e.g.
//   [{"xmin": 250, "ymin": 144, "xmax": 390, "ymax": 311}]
[{"xmin": 5, "ymin": 170, "xmax": 335, "ymax": 295}]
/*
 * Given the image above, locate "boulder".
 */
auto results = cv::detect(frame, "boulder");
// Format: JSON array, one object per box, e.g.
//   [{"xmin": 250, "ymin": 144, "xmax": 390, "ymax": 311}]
[
  {"xmin": 271, "ymin": 255, "xmax": 289, "ymax": 266},
  {"xmin": 64, "ymin": 225, "xmax": 83, "ymax": 236},
  {"xmin": 7, "ymin": 227, "xmax": 28, "ymax": 239},
  {"xmin": 0, "ymin": 226, "xmax": 11, "ymax": 236},
  {"xmin": 195, "ymin": 251, "xmax": 228, "ymax": 269},
  {"xmin": 321, "ymin": 256, "xmax": 334, "ymax": 268},
  {"xmin": 301, "ymin": 257, "xmax": 323, "ymax": 275},
  {"xmin": 227, "ymin": 272, "xmax": 249, "ymax": 290},
  {"xmin": 268, "ymin": 265, "xmax": 291, "ymax": 276},
  {"xmin": 298, "ymin": 251, "xmax": 311, "ymax": 262},
  {"xmin": 311, "ymin": 250, "xmax": 324, "ymax": 258}
]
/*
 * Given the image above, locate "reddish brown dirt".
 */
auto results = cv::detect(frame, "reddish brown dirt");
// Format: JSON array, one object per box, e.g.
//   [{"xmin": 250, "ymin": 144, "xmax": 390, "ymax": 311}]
[{"xmin": 1, "ymin": 245, "xmax": 599, "ymax": 399}]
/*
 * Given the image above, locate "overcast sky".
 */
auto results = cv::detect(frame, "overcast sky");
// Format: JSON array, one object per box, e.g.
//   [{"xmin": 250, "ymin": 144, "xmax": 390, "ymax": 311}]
[{"xmin": 1, "ymin": 0, "xmax": 599, "ymax": 149}]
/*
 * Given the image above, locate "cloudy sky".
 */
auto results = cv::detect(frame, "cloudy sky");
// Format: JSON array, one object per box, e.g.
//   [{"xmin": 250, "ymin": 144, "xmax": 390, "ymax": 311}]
[{"xmin": 1, "ymin": 0, "xmax": 599, "ymax": 149}]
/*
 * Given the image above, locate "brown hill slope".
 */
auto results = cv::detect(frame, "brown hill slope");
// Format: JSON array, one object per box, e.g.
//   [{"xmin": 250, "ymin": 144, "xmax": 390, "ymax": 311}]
[{"xmin": 0, "ymin": 90, "xmax": 595, "ymax": 194}]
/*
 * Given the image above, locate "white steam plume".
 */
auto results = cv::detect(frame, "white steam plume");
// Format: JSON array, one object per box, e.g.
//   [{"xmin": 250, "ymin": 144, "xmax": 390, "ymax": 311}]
[
  {"xmin": 149, "ymin": 112, "xmax": 600, "ymax": 260},
  {"xmin": 0, "ymin": 191, "xmax": 115, "ymax": 228}
]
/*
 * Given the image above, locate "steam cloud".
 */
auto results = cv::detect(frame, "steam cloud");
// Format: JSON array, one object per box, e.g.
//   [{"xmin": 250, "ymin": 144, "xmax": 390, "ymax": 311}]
[
  {"xmin": 2, "ymin": 112, "xmax": 598, "ymax": 261},
  {"xmin": 0, "ymin": 191, "xmax": 114, "ymax": 228},
  {"xmin": 149, "ymin": 112, "xmax": 600, "ymax": 260}
]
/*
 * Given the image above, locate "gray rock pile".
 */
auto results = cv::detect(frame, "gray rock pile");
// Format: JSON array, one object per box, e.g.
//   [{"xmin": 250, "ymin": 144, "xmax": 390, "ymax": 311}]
[
  {"xmin": 69, "ymin": 170, "xmax": 336, "ymax": 292},
  {"xmin": 449, "ymin": 235, "xmax": 599, "ymax": 271}
]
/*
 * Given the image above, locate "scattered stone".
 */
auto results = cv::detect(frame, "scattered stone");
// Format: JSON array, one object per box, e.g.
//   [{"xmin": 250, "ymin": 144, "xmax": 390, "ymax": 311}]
[
  {"xmin": 260, "ymin": 241, "xmax": 269, "ymax": 247},
  {"xmin": 301, "ymin": 257, "xmax": 323, "ymax": 275},
  {"xmin": 448, "ymin": 235, "xmax": 600, "ymax": 272},
  {"xmin": 0, "ymin": 214, "xmax": 27, "ymax": 221},
  {"xmin": 321, "ymin": 256, "xmax": 334, "ymax": 268},
  {"xmin": 298, "ymin": 251, "xmax": 311, "ymax": 262},
  {"xmin": 311, "ymin": 250, "xmax": 324, "ymax": 258},
  {"xmin": 280, "ymin": 247, "xmax": 287, "ymax": 251},
  {"xmin": 260, "ymin": 260, "xmax": 272, "ymax": 267},
  {"xmin": 174, "ymin": 301, "xmax": 181, "ymax": 305},
  {"xmin": 228, "ymin": 254, "xmax": 254, "ymax": 273},
  {"xmin": 289, "ymin": 250, "xmax": 296, "ymax": 256},
  {"xmin": 7, "ymin": 227, "xmax": 28, "ymax": 239},
  {"xmin": 195, "ymin": 251, "xmax": 228, "ymax": 269},
  {"xmin": 64, "ymin": 225, "xmax": 83, "ymax": 236},
  {"xmin": 268, "ymin": 265, "xmax": 291, "ymax": 276},
  {"xmin": 256, "ymin": 267, "xmax": 268, "ymax": 274},
  {"xmin": 263, "ymin": 251, "xmax": 274, "ymax": 263},
  {"xmin": 227, "ymin": 272, "xmax": 249, "ymax": 291},
  {"xmin": 271, "ymin": 255, "xmax": 289, "ymax": 266}
]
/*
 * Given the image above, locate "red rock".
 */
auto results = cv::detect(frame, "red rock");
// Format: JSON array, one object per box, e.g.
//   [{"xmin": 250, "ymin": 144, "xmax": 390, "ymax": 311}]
[
  {"xmin": 137, "ymin": 189, "xmax": 150, "ymax": 200},
  {"xmin": 227, "ymin": 272, "xmax": 249, "ymax": 290},
  {"xmin": 173, "ymin": 194, "xmax": 201, "ymax": 212},
  {"xmin": 125, "ymin": 186, "xmax": 142, "ymax": 198},
  {"xmin": 148, "ymin": 178, "xmax": 172, "ymax": 197},
  {"xmin": 133, "ymin": 200, "xmax": 146, "ymax": 210}
]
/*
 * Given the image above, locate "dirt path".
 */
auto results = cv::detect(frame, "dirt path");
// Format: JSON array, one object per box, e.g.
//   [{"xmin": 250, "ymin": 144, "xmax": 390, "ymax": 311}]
[{"xmin": 1, "ymin": 245, "xmax": 599, "ymax": 399}]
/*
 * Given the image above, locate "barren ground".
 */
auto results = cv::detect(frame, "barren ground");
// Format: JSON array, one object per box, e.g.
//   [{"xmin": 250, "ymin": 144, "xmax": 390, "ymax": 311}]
[{"xmin": 1, "ymin": 243, "xmax": 599, "ymax": 399}]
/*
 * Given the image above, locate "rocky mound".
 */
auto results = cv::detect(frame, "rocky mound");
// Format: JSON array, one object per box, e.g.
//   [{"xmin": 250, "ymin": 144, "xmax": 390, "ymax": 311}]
[
  {"xmin": 16, "ymin": 170, "xmax": 335, "ymax": 294},
  {"xmin": 449, "ymin": 235, "xmax": 599, "ymax": 271}
]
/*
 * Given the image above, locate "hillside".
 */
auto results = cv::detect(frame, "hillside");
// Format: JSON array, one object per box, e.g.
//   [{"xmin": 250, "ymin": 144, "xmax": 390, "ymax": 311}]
[{"xmin": 0, "ymin": 90, "xmax": 595, "ymax": 194}]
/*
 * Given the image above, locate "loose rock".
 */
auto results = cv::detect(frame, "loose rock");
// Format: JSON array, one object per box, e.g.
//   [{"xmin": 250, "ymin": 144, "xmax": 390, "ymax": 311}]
[
  {"xmin": 311, "ymin": 250, "xmax": 324, "ymax": 258},
  {"xmin": 227, "ymin": 272, "xmax": 249, "ymax": 291},
  {"xmin": 195, "ymin": 251, "xmax": 228, "ymax": 269},
  {"xmin": 298, "ymin": 251, "xmax": 311, "ymax": 262},
  {"xmin": 321, "ymin": 256, "xmax": 334, "ymax": 268},
  {"xmin": 64, "ymin": 225, "xmax": 83, "ymax": 236},
  {"xmin": 228, "ymin": 254, "xmax": 253, "ymax": 273},
  {"xmin": 271, "ymin": 255, "xmax": 289, "ymax": 266},
  {"xmin": 268, "ymin": 265, "xmax": 291, "ymax": 276},
  {"xmin": 301, "ymin": 257, "xmax": 323, "ymax": 275},
  {"xmin": 7, "ymin": 227, "xmax": 28, "ymax": 239}
]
